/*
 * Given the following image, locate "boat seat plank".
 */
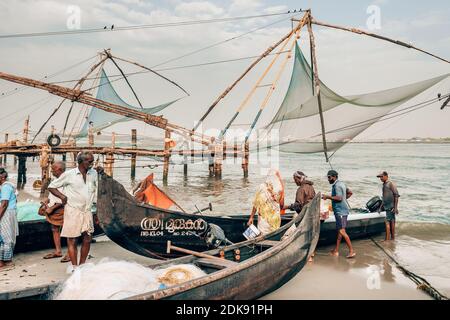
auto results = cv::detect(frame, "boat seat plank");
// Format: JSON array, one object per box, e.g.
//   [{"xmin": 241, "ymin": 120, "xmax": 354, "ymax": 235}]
[
  {"xmin": 257, "ymin": 240, "xmax": 280, "ymax": 247},
  {"xmin": 195, "ymin": 258, "xmax": 238, "ymax": 269}
]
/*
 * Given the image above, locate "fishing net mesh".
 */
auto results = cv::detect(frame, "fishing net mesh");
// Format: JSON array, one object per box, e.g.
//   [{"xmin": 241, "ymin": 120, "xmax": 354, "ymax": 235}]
[
  {"xmin": 265, "ymin": 43, "xmax": 449, "ymax": 153},
  {"xmin": 77, "ymin": 69, "xmax": 178, "ymax": 137}
]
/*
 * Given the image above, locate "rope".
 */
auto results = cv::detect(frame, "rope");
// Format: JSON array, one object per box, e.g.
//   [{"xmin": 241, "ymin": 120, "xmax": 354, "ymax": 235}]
[
  {"xmin": 370, "ymin": 237, "xmax": 448, "ymax": 300},
  {"xmin": 0, "ymin": 11, "xmax": 302, "ymax": 39}
]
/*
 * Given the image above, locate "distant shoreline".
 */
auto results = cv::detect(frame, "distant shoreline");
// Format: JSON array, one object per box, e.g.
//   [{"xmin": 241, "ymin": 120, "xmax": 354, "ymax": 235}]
[{"xmin": 351, "ymin": 140, "xmax": 450, "ymax": 144}]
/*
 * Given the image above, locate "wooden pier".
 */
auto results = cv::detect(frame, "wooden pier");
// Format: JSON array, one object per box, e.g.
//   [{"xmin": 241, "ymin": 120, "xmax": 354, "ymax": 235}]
[{"xmin": 0, "ymin": 118, "xmax": 251, "ymax": 189}]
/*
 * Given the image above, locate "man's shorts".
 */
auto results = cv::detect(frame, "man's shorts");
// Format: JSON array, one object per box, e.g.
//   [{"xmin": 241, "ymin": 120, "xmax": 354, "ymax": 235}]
[
  {"xmin": 385, "ymin": 209, "xmax": 396, "ymax": 222},
  {"xmin": 335, "ymin": 215, "xmax": 348, "ymax": 230}
]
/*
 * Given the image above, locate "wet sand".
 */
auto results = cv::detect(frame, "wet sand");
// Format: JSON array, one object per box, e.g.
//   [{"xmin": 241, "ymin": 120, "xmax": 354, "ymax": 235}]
[
  {"xmin": 263, "ymin": 239, "xmax": 431, "ymax": 300},
  {"xmin": 1, "ymin": 236, "xmax": 431, "ymax": 300}
]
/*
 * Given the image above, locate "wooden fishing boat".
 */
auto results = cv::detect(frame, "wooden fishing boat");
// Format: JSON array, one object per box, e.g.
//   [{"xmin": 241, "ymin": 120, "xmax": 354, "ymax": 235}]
[
  {"xmin": 127, "ymin": 193, "xmax": 320, "ymax": 300},
  {"xmin": 97, "ymin": 174, "xmax": 385, "ymax": 259},
  {"xmin": 15, "ymin": 218, "xmax": 104, "ymax": 253}
]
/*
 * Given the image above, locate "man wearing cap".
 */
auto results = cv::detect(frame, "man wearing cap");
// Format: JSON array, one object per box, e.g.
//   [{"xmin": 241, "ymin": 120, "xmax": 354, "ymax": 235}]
[
  {"xmin": 322, "ymin": 170, "xmax": 356, "ymax": 258},
  {"xmin": 284, "ymin": 171, "xmax": 316, "ymax": 214},
  {"xmin": 377, "ymin": 171, "xmax": 400, "ymax": 240}
]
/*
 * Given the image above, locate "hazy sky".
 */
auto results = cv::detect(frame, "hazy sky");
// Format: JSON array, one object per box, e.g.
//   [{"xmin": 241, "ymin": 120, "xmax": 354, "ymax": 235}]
[{"xmin": 0, "ymin": 0, "xmax": 449, "ymax": 141}]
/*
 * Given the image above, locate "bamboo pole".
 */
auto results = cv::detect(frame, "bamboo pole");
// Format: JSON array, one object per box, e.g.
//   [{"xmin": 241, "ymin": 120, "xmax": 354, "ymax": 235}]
[
  {"xmin": 307, "ymin": 13, "xmax": 329, "ymax": 162},
  {"xmin": 245, "ymin": 28, "xmax": 303, "ymax": 141},
  {"xmin": 221, "ymin": 17, "xmax": 308, "ymax": 139},
  {"xmin": 131, "ymin": 129, "xmax": 137, "ymax": 180},
  {"xmin": 32, "ymin": 54, "xmax": 109, "ymax": 143},
  {"xmin": 311, "ymin": 19, "xmax": 450, "ymax": 64},
  {"xmin": 111, "ymin": 55, "xmax": 189, "ymax": 96},
  {"xmin": 0, "ymin": 71, "xmax": 211, "ymax": 145},
  {"xmin": 105, "ymin": 50, "xmax": 144, "ymax": 109},
  {"xmin": 193, "ymin": 11, "xmax": 310, "ymax": 132}
]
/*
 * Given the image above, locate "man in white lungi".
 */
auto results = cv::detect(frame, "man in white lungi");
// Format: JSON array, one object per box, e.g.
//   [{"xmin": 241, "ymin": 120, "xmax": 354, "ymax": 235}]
[{"xmin": 48, "ymin": 151, "xmax": 97, "ymax": 272}]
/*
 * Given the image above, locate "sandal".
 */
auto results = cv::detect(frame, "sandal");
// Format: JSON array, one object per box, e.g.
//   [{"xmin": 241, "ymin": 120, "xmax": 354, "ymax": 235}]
[
  {"xmin": 0, "ymin": 263, "xmax": 15, "ymax": 271},
  {"xmin": 43, "ymin": 252, "xmax": 63, "ymax": 259},
  {"xmin": 60, "ymin": 255, "xmax": 71, "ymax": 263},
  {"xmin": 346, "ymin": 252, "xmax": 356, "ymax": 259}
]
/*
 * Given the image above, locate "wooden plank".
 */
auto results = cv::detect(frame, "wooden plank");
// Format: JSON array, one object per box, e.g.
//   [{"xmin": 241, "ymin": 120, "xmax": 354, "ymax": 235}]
[{"xmin": 195, "ymin": 258, "xmax": 238, "ymax": 270}]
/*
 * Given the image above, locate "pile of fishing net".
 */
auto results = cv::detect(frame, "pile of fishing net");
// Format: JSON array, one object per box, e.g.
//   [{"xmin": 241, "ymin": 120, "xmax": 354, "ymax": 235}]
[{"xmin": 53, "ymin": 258, "xmax": 206, "ymax": 300}]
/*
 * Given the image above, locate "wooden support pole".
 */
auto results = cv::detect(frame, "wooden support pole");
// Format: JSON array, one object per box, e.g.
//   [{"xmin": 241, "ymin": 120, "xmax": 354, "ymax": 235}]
[
  {"xmin": 242, "ymin": 141, "xmax": 249, "ymax": 178},
  {"xmin": 183, "ymin": 141, "xmax": 188, "ymax": 176},
  {"xmin": 104, "ymin": 153, "xmax": 114, "ymax": 177},
  {"xmin": 223, "ymin": 140, "xmax": 227, "ymax": 161},
  {"xmin": 105, "ymin": 132, "xmax": 116, "ymax": 177},
  {"xmin": 71, "ymin": 152, "xmax": 78, "ymax": 168},
  {"xmin": 213, "ymin": 142, "xmax": 223, "ymax": 178},
  {"xmin": 307, "ymin": 13, "xmax": 329, "ymax": 162},
  {"xmin": 111, "ymin": 132, "xmax": 116, "ymax": 149},
  {"xmin": 88, "ymin": 122, "xmax": 94, "ymax": 147},
  {"xmin": 1, "ymin": 134, "xmax": 7, "ymax": 165},
  {"xmin": 163, "ymin": 130, "xmax": 171, "ymax": 182},
  {"xmin": 131, "ymin": 129, "xmax": 137, "ymax": 180},
  {"xmin": 208, "ymin": 137, "xmax": 215, "ymax": 177},
  {"xmin": 23, "ymin": 115, "xmax": 30, "ymax": 144},
  {"xmin": 39, "ymin": 146, "xmax": 50, "ymax": 195},
  {"xmin": 192, "ymin": 11, "xmax": 310, "ymax": 131},
  {"xmin": 17, "ymin": 156, "xmax": 27, "ymax": 187}
]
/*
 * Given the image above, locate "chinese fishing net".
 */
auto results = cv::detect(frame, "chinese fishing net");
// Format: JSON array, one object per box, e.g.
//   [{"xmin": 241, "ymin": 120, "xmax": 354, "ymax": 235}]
[
  {"xmin": 264, "ymin": 43, "xmax": 449, "ymax": 153},
  {"xmin": 53, "ymin": 258, "xmax": 206, "ymax": 300},
  {"xmin": 77, "ymin": 69, "xmax": 179, "ymax": 138}
]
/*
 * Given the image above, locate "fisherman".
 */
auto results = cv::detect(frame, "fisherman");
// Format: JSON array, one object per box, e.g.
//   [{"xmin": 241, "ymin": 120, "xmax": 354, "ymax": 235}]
[
  {"xmin": 0, "ymin": 168, "xmax": 19, "ymax": 270},
  {"xmin": 377, "ymin": 171, "xmax": 400, "ymax": 240},
  {"xmin": 322, "ymin": 170, "xmax": 356, "ymax": 259},
  {"xmin": 284, "ymin": 171, "xmax": 316, "ymax": 213},
  {"xmin": 39, "ymin": 161, "xmax": 70, "ymax": 262},
  {"xmin": 48, "ymin": 151, "xmax": 98, "ymax": 273},
  {"xmin": 284, "ymin": 170, "xmax": 316, "ymax": 261}
]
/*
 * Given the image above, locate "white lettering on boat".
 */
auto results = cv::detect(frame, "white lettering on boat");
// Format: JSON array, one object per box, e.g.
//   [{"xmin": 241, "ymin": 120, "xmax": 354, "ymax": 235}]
[{"xmin": 140, "ymin": 217, "xmax": 207, "ymax": 236}]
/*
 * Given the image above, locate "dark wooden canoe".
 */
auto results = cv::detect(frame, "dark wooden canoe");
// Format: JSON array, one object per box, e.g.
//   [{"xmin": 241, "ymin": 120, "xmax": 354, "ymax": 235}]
[
  {"xmin": 97, "ymin": 173, "xmax": 385, "ymax": 259},
  {"xmin": 15, "ymin": 218, "xmax": 104, "ymax": 254},
  {"xmin": 127, "ymin": 193, "xmax": 321, "ymax": 300}
]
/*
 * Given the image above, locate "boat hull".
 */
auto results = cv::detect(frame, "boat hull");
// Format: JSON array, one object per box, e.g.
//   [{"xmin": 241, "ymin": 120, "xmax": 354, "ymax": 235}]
[
  {"xmin": 130, "ymin": 194, "xmax": 321, "ymax": 300},
  {"xmin": 97, "ymin": 174, "xmax": 385, "ymax": 259},
  {"xmin": 15, "ymin": 219, "xmax": 104, "ymax": 253}
]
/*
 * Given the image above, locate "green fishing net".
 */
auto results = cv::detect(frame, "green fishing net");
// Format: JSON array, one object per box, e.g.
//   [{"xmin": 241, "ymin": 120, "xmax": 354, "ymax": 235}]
[
  {"xmin": 77, "ymin": 69, "xmax": 178, "ymax": 138},
  {"xmin": 265, "ymin": 43, "xmax": 449, "ymax": 153}
]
